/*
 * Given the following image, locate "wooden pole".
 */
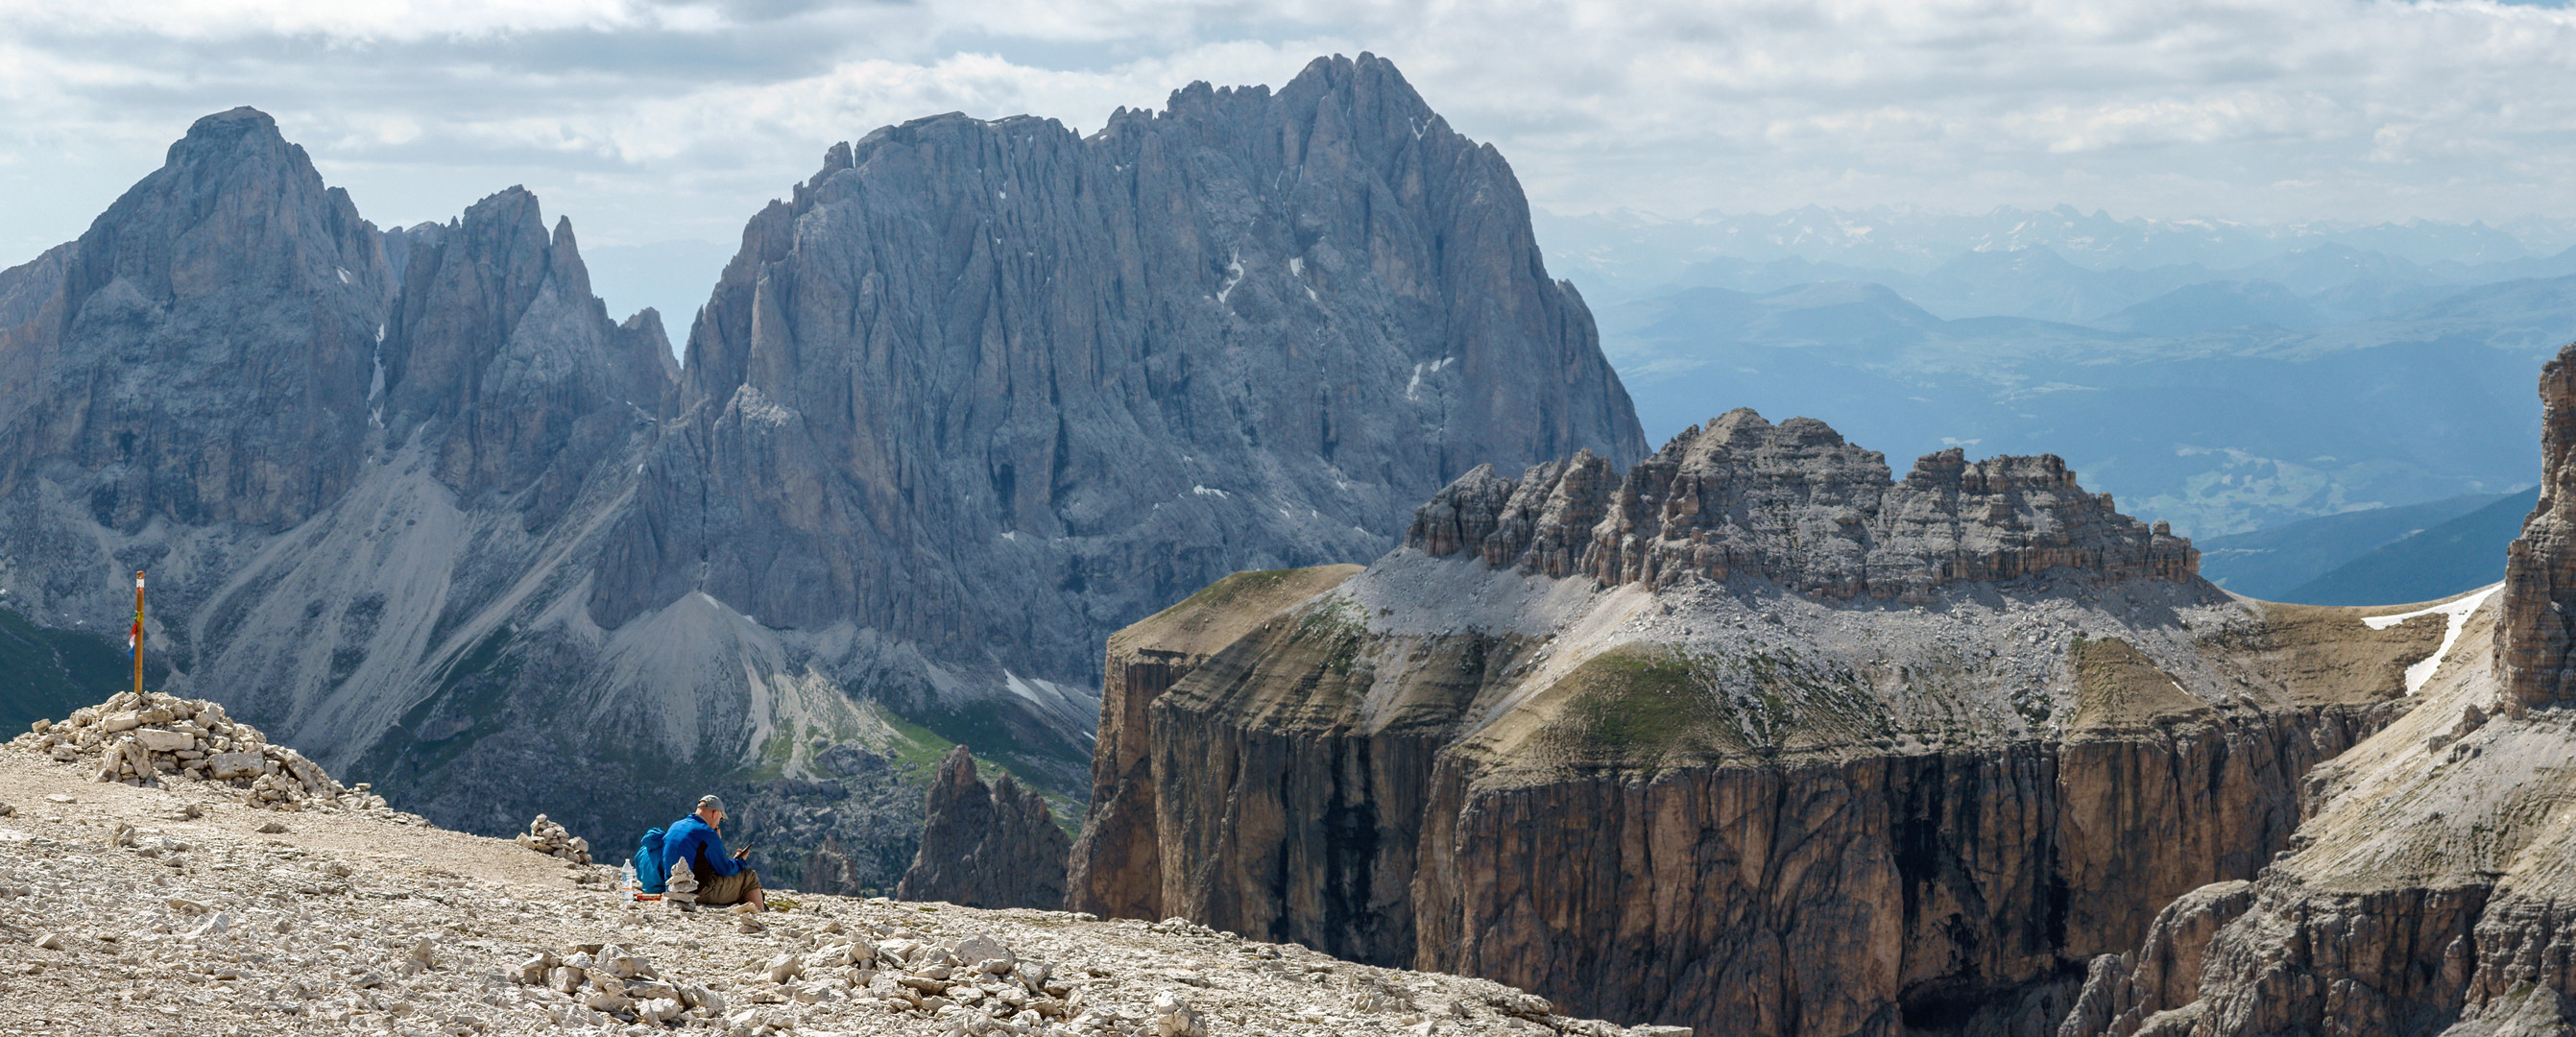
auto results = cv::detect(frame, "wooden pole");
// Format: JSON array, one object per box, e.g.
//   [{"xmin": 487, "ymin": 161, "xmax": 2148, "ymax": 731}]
[{"xmin": 130, "ymin": 570, "xmax": 144, "ymax": 700}]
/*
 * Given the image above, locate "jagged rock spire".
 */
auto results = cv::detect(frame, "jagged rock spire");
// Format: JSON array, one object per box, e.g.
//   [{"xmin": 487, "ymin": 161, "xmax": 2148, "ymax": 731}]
[
  {"xmin": 897, "ymin": 747, "xmax": 1068, "ymax": 909},
  {"xmin": 2498, "ymin": 343, "xmax": 2576, "ymax": 706}
]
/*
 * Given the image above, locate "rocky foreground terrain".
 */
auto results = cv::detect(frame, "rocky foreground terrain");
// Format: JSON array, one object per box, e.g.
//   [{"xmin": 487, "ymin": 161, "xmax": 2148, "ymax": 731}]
[
  {"xmin": 0, "ymin": 697, "xmax": 1687, "ymax": 1037},
  {"xmin": 1072, "ymin": 408, "xmax": 2480, "ymax": 1036}
]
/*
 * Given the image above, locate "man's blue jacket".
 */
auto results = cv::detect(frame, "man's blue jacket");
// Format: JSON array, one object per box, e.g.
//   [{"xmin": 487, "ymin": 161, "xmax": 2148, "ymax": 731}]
[{"xmin": 660, "ymin": 814, "xmax": 746, "ymax": 880}]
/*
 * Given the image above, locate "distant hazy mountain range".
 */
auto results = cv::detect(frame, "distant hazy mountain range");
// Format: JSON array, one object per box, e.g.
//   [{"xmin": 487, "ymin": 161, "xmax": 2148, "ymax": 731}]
[
  {"xmin": 2196, "ymin": 487, "xmax": 2539, "ymax": 605},
  {"xmin": 1538, "ymin": 206, "xmax": 2563, "ymax": 546}
]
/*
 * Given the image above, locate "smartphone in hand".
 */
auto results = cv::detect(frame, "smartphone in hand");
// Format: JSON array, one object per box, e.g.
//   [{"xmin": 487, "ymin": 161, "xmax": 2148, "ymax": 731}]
[{"xmin": 733, "ymin": 848, "xmax": 751, "ymax": 859}]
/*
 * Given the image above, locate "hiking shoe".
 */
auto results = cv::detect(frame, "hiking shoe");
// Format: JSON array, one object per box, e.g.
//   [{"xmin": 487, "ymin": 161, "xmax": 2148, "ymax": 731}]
[{"xmin": 729, "ymin": 903, "xmax": 761, "ymax": 915}]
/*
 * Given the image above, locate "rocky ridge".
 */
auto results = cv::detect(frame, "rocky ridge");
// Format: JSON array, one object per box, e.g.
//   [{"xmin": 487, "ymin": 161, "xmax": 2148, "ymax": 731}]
[
  {"xmin": 1407, "ymin": 408, "xmax": 2196, "ymax": 598},
  {"xmin": 2055, "ymin": 343, "xmax": 2576, "ymax": 1036},
  {"xmin": 897, "ymin": 746, "xmax": 1070, "ymax": 910},
  {"xmin": 0, "ymin": 698, "xmax": 1692, "ymax": 1037},
  {"xmin": 1072, "ymin": 412, "xmax": 2467, "ymax": 1036}
]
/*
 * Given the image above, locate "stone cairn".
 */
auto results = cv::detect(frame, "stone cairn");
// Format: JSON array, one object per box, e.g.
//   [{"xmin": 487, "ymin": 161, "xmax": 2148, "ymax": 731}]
[
  {"xmin": 664, "ymin": 858, "xmax": 701, "ymax": 907},
  {"xmin": 7, "ymin": 690, "xmax": 387, "ymax": 812},
  {"xmin": 515, "ymin": 813, "xmax": 591, "ymax": 863},
  {"xmin": 514, "ymin": 944, "xmax": 722, "ymax": 1025}
]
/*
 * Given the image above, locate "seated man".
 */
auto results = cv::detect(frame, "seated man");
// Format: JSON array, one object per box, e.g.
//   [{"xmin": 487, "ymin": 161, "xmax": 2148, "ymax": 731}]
[{"xmin": 661, "ymin": 794, "xmax": 763, "ymax": 911}]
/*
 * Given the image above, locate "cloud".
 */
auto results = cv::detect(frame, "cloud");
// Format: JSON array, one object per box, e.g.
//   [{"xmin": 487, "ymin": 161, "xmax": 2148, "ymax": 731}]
[{"xmin": 9, "ymin": 0, "xmax": 2576, "ymax": 321}]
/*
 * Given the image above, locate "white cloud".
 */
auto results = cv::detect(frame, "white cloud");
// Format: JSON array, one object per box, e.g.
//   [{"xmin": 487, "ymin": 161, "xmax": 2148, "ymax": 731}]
[
  {"xmin": 0, "ymin": 0, "xmax": 652, "ymax": 40},
  {"xmin": 10, "ymin": 0, "xmax": 2576, "ymax": 318}
]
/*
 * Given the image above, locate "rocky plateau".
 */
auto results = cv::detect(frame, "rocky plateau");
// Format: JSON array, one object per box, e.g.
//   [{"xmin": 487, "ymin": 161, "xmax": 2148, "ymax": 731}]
[{"xmin": 1071, "ymin": 407, "xmax": 2490, "ymax": 1036}]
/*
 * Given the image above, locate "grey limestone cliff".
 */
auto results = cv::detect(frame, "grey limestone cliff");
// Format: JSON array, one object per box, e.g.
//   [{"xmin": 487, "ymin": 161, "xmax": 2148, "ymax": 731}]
[
  {"xmin": 0, "ymin": 107, "xmax": 390, "ymax": 534},
  {"xmin": 588, "ymin": 52, "xmax": 1644, "ymax": 787}
]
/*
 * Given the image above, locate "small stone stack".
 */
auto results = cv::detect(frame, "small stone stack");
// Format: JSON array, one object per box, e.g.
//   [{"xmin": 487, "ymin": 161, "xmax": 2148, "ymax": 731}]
[
  {"xmin": 514, "ymin": 814, "xmax": 591, "ymax": 863},
  {"xmin": 514, "ymin": 945, "xmax": 723, "ymax": 1024},
  {"xmin": 7, "ymin": 690, "xmax": 387, "ymax": 812},
  {"xmin": 664, "ymin": 858, "xmax": 700, "ymax": 907}
]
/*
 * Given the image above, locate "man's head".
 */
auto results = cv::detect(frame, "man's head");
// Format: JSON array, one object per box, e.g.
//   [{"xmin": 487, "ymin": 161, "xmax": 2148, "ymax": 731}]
[{"xmin": 695, "ymin": 794, "xmax": 726, "ymax": 825}]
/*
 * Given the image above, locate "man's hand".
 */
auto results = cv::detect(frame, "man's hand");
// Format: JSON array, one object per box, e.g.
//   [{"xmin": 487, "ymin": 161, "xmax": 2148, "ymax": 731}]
[{"xmin": 733, "ymin": 848, "xmax": 750, "ymax": 860}]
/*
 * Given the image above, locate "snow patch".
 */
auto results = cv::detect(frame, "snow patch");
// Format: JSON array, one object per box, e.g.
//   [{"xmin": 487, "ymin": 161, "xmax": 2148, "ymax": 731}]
[
  {"xmin": 1192, "ymin": 485, "xmax": 1229, "ymax": 499},
  {"xmin": 2363, "ymin": 583, "xmax": 2502, "ymax": 695},
  {"xmin": 1405, "ymin": 357, "xmax": 1454, "ymax": 401},
  {"xmin": 1216, "ymin": 251, "xmax": 1244, "ymax": 305},
  {"xmin": 999, "ymin": 671, "xmax": 1105, "ymax": 741}
]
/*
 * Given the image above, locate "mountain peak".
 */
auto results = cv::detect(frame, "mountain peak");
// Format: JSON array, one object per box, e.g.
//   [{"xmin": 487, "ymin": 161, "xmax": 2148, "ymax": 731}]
[
  {"xmin": 162, "ymin": 106, "xmax": 301, "ymax": 176},
  {"xmin": 181, "ymin": 105, "xmax": 277, "ymax": 137}
]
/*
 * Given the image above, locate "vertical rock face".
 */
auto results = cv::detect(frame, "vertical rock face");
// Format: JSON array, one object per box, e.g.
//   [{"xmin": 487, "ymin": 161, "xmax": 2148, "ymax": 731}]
[
  {"xmin": 0, "ymin": 107, "xmax": 392, "ymax": 532},
  {"xmin": 897, "ymin": 746, "xmax": 1069, "ymax": 909},
  {"xmin": 380, "ymin": 187, "xmax": 676, "ymax": 514},
  {"xmin": 1076, "ymin": 414, "xmax": 2460, "ymax": 1037},
  {"xmin": 590, "ymin": 52, "xmax": 1644, "ymax": 779},
  {"xmin": 1067, "ymin": 564, "xmax": 1364, "ymax": 918},
  {"xmin": 2498, "ymin": 344, "xmax": 2576, "ymax": 708}
]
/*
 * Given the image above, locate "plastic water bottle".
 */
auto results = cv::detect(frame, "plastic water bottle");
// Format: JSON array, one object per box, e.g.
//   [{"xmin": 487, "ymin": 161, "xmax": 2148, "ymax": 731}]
[{"xmin": 620, "ymin": 859, "xmax": 638, "ymax": 897}]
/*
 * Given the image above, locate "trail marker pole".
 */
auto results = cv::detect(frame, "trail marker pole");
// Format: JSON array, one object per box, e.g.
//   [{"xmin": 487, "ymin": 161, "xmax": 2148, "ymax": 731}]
[{"xmin": 129, "ymin": 570, "xmax": 145, "ymax": 699}]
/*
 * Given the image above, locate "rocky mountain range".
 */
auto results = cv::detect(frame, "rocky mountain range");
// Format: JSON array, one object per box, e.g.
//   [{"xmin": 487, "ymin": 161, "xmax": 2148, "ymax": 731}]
[
  {"xmin": 0, "ymin": 54, "xmax": 1643, "ymax": 890},
  {"xmin": 1071, "ymin": 407, "xmax": 2502, "ymax": 1034}
]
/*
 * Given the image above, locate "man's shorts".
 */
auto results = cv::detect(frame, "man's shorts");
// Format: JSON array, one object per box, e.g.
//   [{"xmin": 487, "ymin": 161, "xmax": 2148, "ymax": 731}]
[{"xmin": 701, "ymin": 868, "xmax": 761, "ymax": 906}]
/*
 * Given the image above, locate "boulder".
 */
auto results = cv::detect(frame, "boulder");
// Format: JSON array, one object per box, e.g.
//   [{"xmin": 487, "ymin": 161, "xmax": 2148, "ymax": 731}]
[
  {"xmin": 131, "ymin": 729, "xmax": 193, "ymax": 753},
  {"xmin": 205, "ymin": 752, "xmax": 263, "ymax": 780}
]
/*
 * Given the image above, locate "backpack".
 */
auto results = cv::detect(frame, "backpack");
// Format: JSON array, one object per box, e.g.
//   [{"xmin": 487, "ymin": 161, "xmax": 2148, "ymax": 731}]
[{"xmin": 634, "ymin": 827, "xmax": 668, "ymax": 894}]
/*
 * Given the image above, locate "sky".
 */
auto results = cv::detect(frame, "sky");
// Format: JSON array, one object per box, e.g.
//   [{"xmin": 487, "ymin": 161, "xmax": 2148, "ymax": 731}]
[{"xmin": 9, "ymin": 0, "xmax": 2576, "ymax": 324}]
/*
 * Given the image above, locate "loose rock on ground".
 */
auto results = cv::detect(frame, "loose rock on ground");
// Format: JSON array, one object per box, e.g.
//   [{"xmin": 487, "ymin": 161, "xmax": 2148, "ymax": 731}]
[{"xmin": 0, "ymin": 691, "xmax": 1690, "ymax": 1037}]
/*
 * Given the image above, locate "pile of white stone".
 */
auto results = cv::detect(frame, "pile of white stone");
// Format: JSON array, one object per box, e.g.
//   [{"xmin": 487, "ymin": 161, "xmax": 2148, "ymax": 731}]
[
  {"xmin": 7, "ymin": 690, "xmax": 387, "ymax": 812},
  {"xmin": 713, "ymin": 921, "xmax": 1203, "ymax": 1036},
  {"xmin": 665, "ymin": 857, "xmax": 701, "ymax": 906},
  {"xmin": 514, "ymin": 813, "xmax": 591, "ymax": 863},
  {"xmin": 513, "ymin": 944, "xmax": 726, "ymax": 1025}
]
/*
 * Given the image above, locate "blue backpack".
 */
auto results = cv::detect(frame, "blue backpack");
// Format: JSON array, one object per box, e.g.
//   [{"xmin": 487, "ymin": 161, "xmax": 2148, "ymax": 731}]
[{"xmin": 634, "ymin": 827, "xmax": 668, "ymax": 894}]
